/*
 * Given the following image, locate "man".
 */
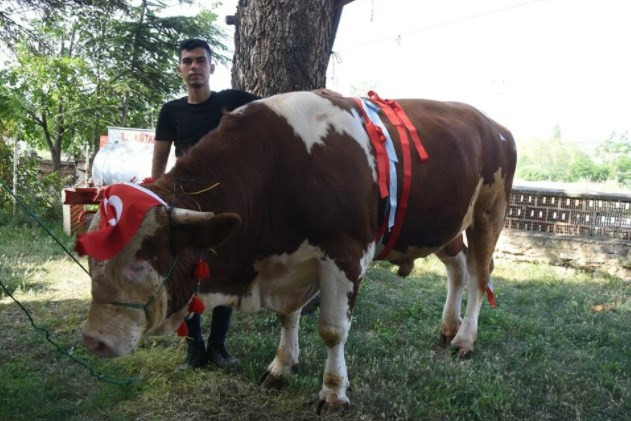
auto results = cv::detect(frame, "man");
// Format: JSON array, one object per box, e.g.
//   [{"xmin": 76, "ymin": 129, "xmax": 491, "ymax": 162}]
[
  {"xmin": 153, "ymin": 38, "xmax": 251, "ymax": 370},
  {"xmin": 153, "ymin": 38, "xmax": 333, "ymax": 370}
]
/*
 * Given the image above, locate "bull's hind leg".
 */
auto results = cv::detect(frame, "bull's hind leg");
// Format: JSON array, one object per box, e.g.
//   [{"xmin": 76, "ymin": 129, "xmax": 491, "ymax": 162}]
[
  {"xmin": 435, "ymin": 235, "xmax": 468, "ymax": 346},
  {"xmin": 258, "ymin": 310, "xmax": 301, "ymax": 388},
  {"xmin": 451, "ymin": 195, "xmax": 507, "ymax": 357}
]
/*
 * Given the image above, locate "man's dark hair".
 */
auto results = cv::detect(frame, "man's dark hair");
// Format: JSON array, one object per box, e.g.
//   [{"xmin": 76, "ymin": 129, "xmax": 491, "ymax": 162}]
[{"xmin": 178, "ymin": 38, "xmax": 212, "ymax": 62}]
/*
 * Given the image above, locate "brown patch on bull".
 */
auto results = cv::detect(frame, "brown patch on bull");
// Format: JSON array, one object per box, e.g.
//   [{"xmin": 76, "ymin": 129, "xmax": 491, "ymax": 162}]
[
  {"xmin": 257, "ymin": 260, "xmax": 288, "ymax": 280},
  {"xmin": 444, "ymin": 234, "xmax": 466, "ymax": 257},
  {"xmin": 319, "ymin": 325, "xmax": 342, "ymax": 347},
  {"xmin": 324, "ymin": 373, "xmax": 343, "ymax": 389},
  {"xmin": 396, "ymin": 259, "xmax": 414, "ymax": 277}
]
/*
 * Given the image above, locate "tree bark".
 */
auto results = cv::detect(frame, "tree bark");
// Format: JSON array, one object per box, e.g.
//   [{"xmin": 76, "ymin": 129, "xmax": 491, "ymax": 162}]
[{"xmin": 231, "ymin": 0, "xmax": 337, "ymax": 96}]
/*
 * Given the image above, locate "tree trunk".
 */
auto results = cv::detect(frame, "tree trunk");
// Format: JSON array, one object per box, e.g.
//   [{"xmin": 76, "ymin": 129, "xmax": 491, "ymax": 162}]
[
  {"xmin": 12, "ymin": 137, "xmax": 18, "ymax": 216},
  {"xmin": 52, "ymin": 103, "xmax": 65, "ymax": 172},
  {"xmin": 231, "ymin": 0, "xmax": 337, "ymax": 96},
  {"xmin": 120, "ymin": 0, "xmax": 147, "ymax": 127}
]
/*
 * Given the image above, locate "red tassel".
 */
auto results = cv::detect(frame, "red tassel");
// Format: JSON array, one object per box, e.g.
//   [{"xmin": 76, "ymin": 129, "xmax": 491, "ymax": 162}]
[
  {"xmin": 194, "ymin": 259, "xmax": 210, "ymax": 280},
  {"xmin": 188, "ymin": 296, "xmax": 205, "ymax": 314},
  {"xmin": 141, "ymin": 177, "xmax": 155, "ymax": 185},
  {"xmin": 176, "ymin": 320, "xmax": 189, "ymax": 337},
  {"xmin": 486, "ymin": 286, "xmax": 497, "ymax": 308}
]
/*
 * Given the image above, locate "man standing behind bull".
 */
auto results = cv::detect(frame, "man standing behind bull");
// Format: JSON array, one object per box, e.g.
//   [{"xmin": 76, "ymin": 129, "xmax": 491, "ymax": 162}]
[
  {"xmin": 152, "ymin": 38, "xmax": 336, "ymax": 370},
  {"xmin": 152, "ymin": 38, "xmax": 259, "ymax": 370}
]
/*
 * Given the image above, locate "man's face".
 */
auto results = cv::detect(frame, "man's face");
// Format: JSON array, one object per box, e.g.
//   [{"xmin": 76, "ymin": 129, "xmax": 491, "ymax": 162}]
[{"xmin": 177, "ymin": 47, "xmax": 215, "ymax": 89}]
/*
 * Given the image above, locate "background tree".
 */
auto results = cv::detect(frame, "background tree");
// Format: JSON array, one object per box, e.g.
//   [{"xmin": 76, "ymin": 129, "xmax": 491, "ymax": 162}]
[
  {"xmin": 597, "ymin": 132, "xmax": 631, "ymax": 186},
  {"xmin": 0, "ymin": 1, "xmax": 227, "ymax": 172},
  {"xmin": 230, "ymin": 0, "xmax": 354, "ymax": 96}
]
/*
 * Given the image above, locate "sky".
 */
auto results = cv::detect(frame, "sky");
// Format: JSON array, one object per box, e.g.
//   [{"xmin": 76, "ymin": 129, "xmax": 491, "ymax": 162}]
[{"xmin": 172, "ymin": 0, "xmax": 631, "ymax": 146}]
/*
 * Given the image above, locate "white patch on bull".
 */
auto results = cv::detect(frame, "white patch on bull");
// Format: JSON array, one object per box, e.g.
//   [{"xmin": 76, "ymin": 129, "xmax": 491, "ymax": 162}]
[
  {"xmin": 318, "ymin": 255, "xmax": 353, "ymax": 407},
  {"xmin": 197, "ymin": 240, "xmax": 323, "ymax": 315},
  {"xmin": 360, "ymin": 241, "xmax": 375, "ymax": 278},
  {"xmin": 459, "ymin": 178, "xmax": 484, "ymax": 234},
  {"xmin": 261, "ymin": 92, "xmax": 377, "ymax": 181},
  {"xmin": 265, "ymin": 312, "xmax": 301, "ymax": 379}
]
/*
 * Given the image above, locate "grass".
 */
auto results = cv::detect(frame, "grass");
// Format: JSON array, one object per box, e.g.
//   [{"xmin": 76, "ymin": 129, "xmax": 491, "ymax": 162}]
[{"xmin": 0, "ymin": 219, "xmax": 629, "ymax": 420}]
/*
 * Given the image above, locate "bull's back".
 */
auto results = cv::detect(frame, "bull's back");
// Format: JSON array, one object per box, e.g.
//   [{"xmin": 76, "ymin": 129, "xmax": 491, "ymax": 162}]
[{"xmin": 379, "ymin": 98, "xmax": 516, "ymax": 258}]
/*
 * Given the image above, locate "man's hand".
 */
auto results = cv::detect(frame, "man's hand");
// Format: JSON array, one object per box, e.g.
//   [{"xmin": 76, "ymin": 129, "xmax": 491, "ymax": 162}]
[
  {"xmin": 312, "ymin": 88, "xmax": 343, "ymax": 98},
  {"xmin": 151, "ymin": 140, "xmax": 172, "ymax": 179}
]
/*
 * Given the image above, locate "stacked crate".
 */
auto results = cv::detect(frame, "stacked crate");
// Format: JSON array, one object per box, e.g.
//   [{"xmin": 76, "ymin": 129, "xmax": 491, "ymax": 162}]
[{"xmin": 506, "ymin": 184, "xmax": 631, "ymax": 240}]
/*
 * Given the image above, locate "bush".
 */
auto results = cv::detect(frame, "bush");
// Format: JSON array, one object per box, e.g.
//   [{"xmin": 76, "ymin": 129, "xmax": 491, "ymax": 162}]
[{"xmin": 0, "ymin": 140, "xmax": 69, "ymax": 224}]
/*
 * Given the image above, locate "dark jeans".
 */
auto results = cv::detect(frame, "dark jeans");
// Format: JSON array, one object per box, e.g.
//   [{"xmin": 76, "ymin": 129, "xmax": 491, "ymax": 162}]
[{"xmin": 185, "ymin": 305, "xmax": 233, "ymax": 347}]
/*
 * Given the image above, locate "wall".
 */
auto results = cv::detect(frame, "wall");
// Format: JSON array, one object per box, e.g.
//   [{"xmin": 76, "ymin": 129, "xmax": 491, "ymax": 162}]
[{"xmin": 496, "ymin": 230, "xmax": 631, "ymax": 279}]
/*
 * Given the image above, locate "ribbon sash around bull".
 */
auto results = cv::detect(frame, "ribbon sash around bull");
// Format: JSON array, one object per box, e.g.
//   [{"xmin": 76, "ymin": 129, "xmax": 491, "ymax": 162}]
[{"xmin": 77, "ymin": 91, "xmax": 516, "ymax": 413}]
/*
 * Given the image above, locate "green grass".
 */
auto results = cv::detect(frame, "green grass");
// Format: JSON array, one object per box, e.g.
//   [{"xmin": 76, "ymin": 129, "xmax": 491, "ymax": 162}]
[{"xmin": 0, "ymin": 220, "xmax": 629, "ymax": 420}]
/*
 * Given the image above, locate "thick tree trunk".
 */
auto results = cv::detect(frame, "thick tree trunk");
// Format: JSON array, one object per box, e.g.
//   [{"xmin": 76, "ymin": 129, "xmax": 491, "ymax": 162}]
[{"xmin": 231, "ymin": 0, "xmax": 337, "ymax": 96}]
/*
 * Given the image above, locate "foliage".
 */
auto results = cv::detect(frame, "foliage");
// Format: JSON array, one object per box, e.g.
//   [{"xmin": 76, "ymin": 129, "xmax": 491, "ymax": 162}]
[
  {"xmin": 596, "ymin": 132, "xmax": 631, "ymax": 186},
  {"xmin": 0, "ymin": 138, "xmax": 69, "ymax": 224},
  {"xmin": 0, "ymin": 222, "xmax": 629, "ymax": 419},
  {"xmin": 0, "ymin": 1, "xmax": 227, "ymax": 172},
  {"xmin": 516, "ymin": 129, "xmax": 631, "ymax": 188}
]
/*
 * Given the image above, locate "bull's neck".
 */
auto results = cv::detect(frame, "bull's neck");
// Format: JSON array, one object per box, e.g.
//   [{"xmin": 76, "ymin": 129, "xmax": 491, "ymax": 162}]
[
  {"xmin": 161, "ymin": 121, "xmax": 269, "ymax": 209},
  {"xmin": 154, "ymin": 122, "xmax": 275, "ymax": 281}
]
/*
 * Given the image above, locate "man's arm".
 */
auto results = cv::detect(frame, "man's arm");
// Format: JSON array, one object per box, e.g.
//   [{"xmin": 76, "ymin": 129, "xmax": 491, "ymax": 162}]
[{"xmin": 151, "ymin": 140, "xmax": 172, "ymax": 179}]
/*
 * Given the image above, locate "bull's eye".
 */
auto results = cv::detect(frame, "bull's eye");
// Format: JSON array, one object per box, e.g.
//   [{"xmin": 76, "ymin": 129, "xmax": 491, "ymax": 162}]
[{"xmin": 124, "ymin": 260, "xmax": 149, "ymax": 281}]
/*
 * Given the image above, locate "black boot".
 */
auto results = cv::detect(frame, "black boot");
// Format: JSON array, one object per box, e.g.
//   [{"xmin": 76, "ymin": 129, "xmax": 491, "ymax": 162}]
[
  {"xmin": 207, "ymin": 343, "xmax": 239, "ymax": 369},
  {"xmin": 178, "ymin": 340, "xmax": 207, "ymax": 370}
]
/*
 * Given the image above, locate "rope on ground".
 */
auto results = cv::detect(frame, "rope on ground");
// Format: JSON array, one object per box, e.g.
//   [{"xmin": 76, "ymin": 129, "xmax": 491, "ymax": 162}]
[
  {"xmin": 0, "ymin": 179, "xmax": 140, "ymax": 385},
  {"xmin": 0, "ymin": 179, "xmax": 89, "ymax": 275}
]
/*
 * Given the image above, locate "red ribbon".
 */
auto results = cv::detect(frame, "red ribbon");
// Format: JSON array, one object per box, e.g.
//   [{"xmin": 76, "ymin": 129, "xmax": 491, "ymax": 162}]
[
  {"xmin": 352, "ymin": 97, "xmax": 390, "ymax": 199},
  {"xmin": 176, "ymin": 320, "xmax": 189, "ymax": 337}
]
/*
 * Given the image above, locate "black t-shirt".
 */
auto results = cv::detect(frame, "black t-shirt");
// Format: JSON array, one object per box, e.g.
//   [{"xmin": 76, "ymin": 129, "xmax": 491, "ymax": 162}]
[{"xmin": 155, "ymin": 89, "xmax": 260, "ymax": 157}]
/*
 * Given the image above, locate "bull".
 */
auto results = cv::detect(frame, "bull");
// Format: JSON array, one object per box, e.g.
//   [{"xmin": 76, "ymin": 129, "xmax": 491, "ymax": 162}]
[{"xmin": 79, "ymin": 92, "xmax": 516, "ymax": 412}]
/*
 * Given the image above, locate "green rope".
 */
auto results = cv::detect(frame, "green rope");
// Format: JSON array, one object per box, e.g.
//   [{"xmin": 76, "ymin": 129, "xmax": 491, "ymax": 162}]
[
  {"xmin": 0, "ymin": 277, "xmax": 140, "ymax": 385},
  {"xmin": 0, "ymin": 179, "xmax": 89, "ymax": 276},
  {"xmin": 0, "ymin": 179, "xmax": 140, "ymax": 385}
]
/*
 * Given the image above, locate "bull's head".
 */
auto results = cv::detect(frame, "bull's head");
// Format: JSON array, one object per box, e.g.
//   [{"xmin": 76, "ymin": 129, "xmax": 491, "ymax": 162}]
[{"xmin": 79, "ymin": 183, "xmax": 240, "ymax": 358}]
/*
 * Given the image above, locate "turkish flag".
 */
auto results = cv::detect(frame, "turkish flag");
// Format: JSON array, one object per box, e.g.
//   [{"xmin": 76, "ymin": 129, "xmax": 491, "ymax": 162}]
[{"xmin": 75, "ymin": 182, "xmax": 167, "ymax": 260}]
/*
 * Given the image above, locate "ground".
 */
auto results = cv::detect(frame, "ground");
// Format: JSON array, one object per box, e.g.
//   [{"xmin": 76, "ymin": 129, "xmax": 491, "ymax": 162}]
[{"xmin": 0, "ymin": 222, "xmax": 629, "ymax": 419}]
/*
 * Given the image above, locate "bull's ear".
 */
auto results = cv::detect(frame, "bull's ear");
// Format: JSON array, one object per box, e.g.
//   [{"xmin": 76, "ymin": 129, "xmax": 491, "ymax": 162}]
[{"xmin": 181, "ymin": 212, "xmax": 241, "ymax": 250}]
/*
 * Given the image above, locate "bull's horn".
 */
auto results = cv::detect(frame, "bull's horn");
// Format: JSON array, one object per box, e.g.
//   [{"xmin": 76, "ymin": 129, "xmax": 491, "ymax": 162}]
[{"xmin": 169, "ymin": 208, "xmax": 215, "ymax": 224}]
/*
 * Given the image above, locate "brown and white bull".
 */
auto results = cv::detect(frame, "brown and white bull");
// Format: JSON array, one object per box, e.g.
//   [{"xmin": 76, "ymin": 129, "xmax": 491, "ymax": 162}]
[{"xmin": 81, "ymin": 92, "xmax": 516, "ymax": 412}]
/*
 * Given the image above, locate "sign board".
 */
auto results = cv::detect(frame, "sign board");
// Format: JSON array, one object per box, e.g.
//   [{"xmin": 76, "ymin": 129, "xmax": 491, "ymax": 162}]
[{"xmin": 100, "ymin": 127, "xmax": 156, "ymax": 148}]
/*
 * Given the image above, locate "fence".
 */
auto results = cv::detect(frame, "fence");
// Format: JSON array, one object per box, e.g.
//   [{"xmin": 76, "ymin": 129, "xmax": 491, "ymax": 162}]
[{"xmin": 506, "ymin": 183, "xmax": 631, "ymax": 240}]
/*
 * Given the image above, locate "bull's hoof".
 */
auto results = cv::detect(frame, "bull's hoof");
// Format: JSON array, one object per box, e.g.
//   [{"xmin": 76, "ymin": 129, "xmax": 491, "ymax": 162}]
[
  {"xmin": 456, "ymin": 348, "xmax": 474, "ymax": 359},
  {"xmin": 257, "ymin": 370, "xmax": 286, "ymax": 390},
  {"xmin": 315, "ymin": 398, "xmax": 350, "ymax": 415},
  {"xmin": 449, "ymin": 344, "xmax": 475, "ymax": 359},
  {"xmin": 396, "ymin": 260, "xmax": 414, "ymax": 277},
  {"xmin": 439, "ymin": 333, "xmax": 455, "ymax": 348}
]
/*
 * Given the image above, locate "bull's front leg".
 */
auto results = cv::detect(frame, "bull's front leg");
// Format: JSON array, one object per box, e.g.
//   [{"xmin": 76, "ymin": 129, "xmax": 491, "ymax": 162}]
[
  {"xmin": 258, "ymin": 310, "xmax": 301, "ymax": 388},
  {"xmin": 315, "ymin": 258, "xmax": 355, "ymax": 414}
]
